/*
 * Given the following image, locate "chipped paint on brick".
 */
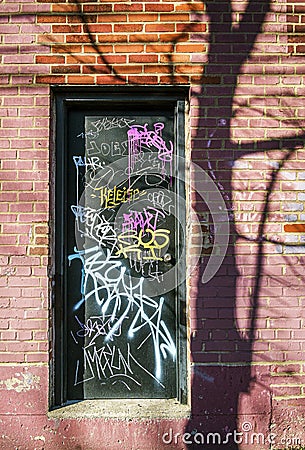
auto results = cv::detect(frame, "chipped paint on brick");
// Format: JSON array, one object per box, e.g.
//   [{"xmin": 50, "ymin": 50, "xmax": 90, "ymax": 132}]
[{"xmin": 0, "ymin": 372, "xmax": 40, "ymax": 393}]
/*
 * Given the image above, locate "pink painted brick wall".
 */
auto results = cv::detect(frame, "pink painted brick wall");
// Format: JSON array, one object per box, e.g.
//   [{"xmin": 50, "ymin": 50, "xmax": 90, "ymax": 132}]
[{"xmin": 0, "ymin": 0, "xmax": 305, "ymax": 449}]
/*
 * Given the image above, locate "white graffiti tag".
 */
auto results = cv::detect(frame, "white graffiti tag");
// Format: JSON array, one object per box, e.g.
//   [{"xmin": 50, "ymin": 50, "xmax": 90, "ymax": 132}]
[{"xmin": 69, "ymin": 246, "xmax": 176, "ymax": 382}]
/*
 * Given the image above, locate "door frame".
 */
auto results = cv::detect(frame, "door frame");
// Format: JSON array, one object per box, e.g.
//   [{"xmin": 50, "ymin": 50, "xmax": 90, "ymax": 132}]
[{"xmin": 50, "ymin": 85, "xmax": 189, "ymax": 409}]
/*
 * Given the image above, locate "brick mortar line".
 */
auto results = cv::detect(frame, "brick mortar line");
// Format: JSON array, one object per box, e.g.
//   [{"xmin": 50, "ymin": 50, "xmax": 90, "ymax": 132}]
[
  {"xmin": 191, "ymin": 362, "xmax": 305, "ymax": 367},
  {"xmin": 0, "ymin": 362, "xmax": 47, "ymax": 366}
]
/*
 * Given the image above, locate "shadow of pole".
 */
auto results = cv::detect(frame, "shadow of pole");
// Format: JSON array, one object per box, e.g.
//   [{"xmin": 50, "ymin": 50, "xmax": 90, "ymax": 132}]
[
  {"xmin": 186, "ymin": 0, "xmax": 305, "ymax": 448},
  {"xmin": 185, "ymin": 1, "xmax": 272, "ymax": 448}
]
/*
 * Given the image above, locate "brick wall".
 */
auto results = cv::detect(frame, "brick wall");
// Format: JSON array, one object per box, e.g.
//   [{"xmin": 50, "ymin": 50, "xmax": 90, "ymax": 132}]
[{"xmin": 1, "ymin": 1, "xmax": 305, "ymax": 449}]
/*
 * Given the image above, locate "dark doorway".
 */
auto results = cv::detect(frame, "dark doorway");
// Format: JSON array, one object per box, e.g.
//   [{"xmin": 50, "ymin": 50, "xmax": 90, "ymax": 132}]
[{"xmin": 52, "ymin": 87, "xmax": 188, "ymax": 406}]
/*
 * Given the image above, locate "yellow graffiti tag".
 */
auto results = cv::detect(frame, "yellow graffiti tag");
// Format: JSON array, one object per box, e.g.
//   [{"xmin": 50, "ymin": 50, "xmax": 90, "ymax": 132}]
[
  {"xmin": 116, "ymin": 228, "xmax": 170, "ymax": 261},
  {"xmin": 92, "ymin": 186, "xmax": 144, "ymax": 209}
]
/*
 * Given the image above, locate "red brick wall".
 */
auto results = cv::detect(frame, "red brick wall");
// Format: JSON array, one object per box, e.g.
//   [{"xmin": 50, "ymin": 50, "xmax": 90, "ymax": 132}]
[{"xmin": 1, "ymin": 1, "xmax": 305, "ymax": 449}]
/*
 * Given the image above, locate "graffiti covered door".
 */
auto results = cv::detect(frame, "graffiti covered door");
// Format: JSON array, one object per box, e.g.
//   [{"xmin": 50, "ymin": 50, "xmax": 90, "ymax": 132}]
[{"xmin": 55, "ymin": 92, "xmax": 187, "ymax": 403}]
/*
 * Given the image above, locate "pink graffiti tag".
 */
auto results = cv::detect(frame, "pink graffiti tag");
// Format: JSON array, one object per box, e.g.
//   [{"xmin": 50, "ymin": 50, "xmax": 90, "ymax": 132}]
[
  {"xmin": 122, "ymin": 207, "xmax": 166, "ymax": 232},
  {"xmin": 127, "ymin": 122, "xmax": 173, "ymax": 179}
]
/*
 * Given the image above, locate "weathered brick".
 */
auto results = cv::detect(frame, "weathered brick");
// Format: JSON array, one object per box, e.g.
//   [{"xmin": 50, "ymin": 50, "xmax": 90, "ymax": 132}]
[
  {"xmin": 0, "ymin": 352, "xmax": 25, "ymax": 363},
  {"xmin": 284, "ymin": 223, "xmax": 305, "ymax": 232},
  {"xmin": 0, "ymin": 2, "xmax": 304, "ymax": 447},
  {"xmin": 145, "ymin": 23, "xmax": 175, "ymax": 32},
  {"xmin": 114, "ymin": 4, "xmax": 143, "ymax": 12},
  {"xmin": 145, "ymin": 4, "xmax": 174, "ymax": 12}
]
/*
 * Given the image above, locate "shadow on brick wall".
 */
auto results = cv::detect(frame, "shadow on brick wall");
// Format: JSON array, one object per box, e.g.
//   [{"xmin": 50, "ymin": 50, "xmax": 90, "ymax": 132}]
[
  {"xmin": 23, "ymin": 0, "xmax": 305, "ymax": 447},
  {"xmin": 53, "ymin": 1, "xmax": 305, "ymax": 448},
  {"xmin": 184, "ymin": 1, "xmax": 305, "ymax": 449}
]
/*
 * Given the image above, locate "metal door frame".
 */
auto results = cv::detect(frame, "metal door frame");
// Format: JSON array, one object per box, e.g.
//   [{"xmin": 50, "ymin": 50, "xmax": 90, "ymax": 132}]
[{"xmin": 50, "ymin": 85, "xmax": 189, "ymax": 409}]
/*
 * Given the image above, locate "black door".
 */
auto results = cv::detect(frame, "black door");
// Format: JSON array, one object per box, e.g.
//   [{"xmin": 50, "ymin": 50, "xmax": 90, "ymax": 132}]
[{"xmin": 54, "ymin": 89, "xmax": 187, "ymax": 403}]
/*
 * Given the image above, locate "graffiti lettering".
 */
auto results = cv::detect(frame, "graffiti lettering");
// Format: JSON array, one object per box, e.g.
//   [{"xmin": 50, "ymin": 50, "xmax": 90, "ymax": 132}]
[
  {"xmin": 73, "ymin": 156, "xmax": 104, "ymax": 170},
  {"xmin": 69, "ymin": 245, "xmax": 176, "ymax": 381},
  {"xmin": 92, "ymin": 117, "xmax": 135, "ymax": 132},
  {"xmin": 128, "ymin": 122, "xmax": 173, "ymax": 178},
  {"xmin": 74, "ymin": 342, "xmax": 139, "ymax": 387},
  {"xmin": 77, "ymin": 130, "xmax": 99, "ymax": 139},
  {"xmin": 116, "ymin": 228, "xmax": 170, "ymax": 261},
  {"xmin": 93, "ymin": 186, "xmax": 145, "ymax": 209},
  {"xmin": 71, "ymin": 206, "xmax": 117, "ymax": 251},
  {"xmin": 147, "ymin": 191, "xmax": 175, "ymax": 216},
  {"xmin": 75, "ymin": 315, "xmax": 122, "ymax": 345},
  {"xmin": 122, "ymin": 207, "xmax": 166, "ymax": 232},
  {"xmin": 86, "ymin": 140, "xmax": 128, "ymax": 157},
  {"xmin": 69, "ymin": 118, "xmax": 178, "ymax": 393}
]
